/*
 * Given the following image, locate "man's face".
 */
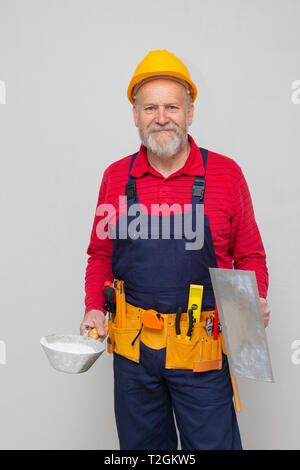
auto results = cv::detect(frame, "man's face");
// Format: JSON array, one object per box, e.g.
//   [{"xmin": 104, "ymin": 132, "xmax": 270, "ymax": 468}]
[{"xmin": 133, "ymin": 79, "xmax": 194, "ymax": 157}]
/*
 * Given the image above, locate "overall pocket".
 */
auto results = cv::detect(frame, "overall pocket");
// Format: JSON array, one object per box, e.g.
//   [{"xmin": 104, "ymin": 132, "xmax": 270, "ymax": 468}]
[
  {"xmin": 110, "ymin": 320, "xmax": 142, "ymax": 363},
  {"xmin": 193, "ymin": 336, "xmax": 223, "ymax": 372},
  {"xmin": 165, "ymin": 320, "xmax": 224, "ymax": 371},
  {"xmin": 165, "ymin": 321, "xmax": 204, "ymax": 370}
]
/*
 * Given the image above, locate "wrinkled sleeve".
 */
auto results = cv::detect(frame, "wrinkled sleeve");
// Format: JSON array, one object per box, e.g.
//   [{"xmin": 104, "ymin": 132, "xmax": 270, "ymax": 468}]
[
  {"xmin": 84, "ymin": 170, "xmax": 114, "ymax": 314},
  {"xmin": 229, "ymin": 168, "xmax": 269, "ymax": 298}
]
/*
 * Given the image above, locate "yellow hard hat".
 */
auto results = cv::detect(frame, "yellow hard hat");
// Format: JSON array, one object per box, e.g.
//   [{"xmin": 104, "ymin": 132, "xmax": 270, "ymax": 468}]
[{"xmin": 127, "ymin": 49, "xmax": 197, "ymax": 104}]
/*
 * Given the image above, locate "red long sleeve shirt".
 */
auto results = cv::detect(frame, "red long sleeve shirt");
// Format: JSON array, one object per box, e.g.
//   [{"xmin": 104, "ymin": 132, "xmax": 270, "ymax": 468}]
[{"xmin": 85, "ymin": 134, "xmax": 268, "ymax": 314}]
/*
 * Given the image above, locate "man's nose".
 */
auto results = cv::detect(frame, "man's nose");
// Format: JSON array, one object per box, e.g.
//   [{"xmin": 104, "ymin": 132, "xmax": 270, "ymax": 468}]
[{"xmin": 155, "ymin": 107, "xmax": 169, "ymax": 126}]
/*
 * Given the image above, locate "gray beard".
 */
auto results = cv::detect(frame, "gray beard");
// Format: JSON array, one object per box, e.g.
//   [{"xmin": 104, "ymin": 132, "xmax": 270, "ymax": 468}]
[{"xmin": 138, "ymin": 125, "xmax": 189, "ymax": 158}]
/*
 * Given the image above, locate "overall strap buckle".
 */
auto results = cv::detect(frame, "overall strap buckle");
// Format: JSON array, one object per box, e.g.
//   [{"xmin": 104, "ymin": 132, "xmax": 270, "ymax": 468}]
[
  {"xmin": 192, "ymin": 178, "xmax": 205, "ymax": 200},
  {"xmin": 125, "ymin": 181, "xmax": 136, "ymax": 200}
]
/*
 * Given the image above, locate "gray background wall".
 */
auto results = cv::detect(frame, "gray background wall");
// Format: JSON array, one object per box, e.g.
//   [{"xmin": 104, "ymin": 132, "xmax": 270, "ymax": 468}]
[{"xmin": 0, "ymin": 0, "xmax": 299, "ymax": 450}]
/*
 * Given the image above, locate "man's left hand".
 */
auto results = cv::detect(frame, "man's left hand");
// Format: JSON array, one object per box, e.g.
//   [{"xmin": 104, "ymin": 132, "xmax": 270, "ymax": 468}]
[{"xmin": 260, "ymin": 297, "xmax": 270, "ymax": 328}]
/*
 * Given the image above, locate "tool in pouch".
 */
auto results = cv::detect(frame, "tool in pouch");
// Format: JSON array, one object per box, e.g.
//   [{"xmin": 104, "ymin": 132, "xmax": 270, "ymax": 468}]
[
  {"xmin": 136, "ymin": 283, "xmax": 219, "ymax": 351},
  {"xmin": 130, "ymin": 309, "xmax": 164, "ymax": 346},
  {"xmin": 187, "ymin": 284, "xmax": 204, "ymax": 323},
  {"xmin": 104, "ymin": 281, "xmax": 116, "ymax": 318},
  {"xmin": 175, "ymin": 284, "xmax": 204, "ymax": 341},
  {"xmin": 104, "ymin": 280, "xmax": 116, "ymax": 353},
  {"xmin": 183, "ymin": 284, "xmax": 224, "ymax": 373},
  {"xmin": 108, "ymin": 281, "xmax": 226, "ymax": 373},
  {"xmin": 175, "ymin": 306, "xmax": 194, "ymax": 341},
  {"xmin": 113, "ymin": 279, "xmax": 127, "ymax": 328},
  {"xmin": 187, "ymin": 284, "xmax": 222, "ymax": 341},
  {"xmin": 107, "ymin": 279, "xmax": 144, "ymax": 361}
]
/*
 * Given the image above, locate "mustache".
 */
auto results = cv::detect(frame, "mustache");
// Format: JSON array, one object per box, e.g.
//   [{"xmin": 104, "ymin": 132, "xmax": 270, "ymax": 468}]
[{"xmin": 147, "ymin": 124, "xmax": 179, "ymax": 133}]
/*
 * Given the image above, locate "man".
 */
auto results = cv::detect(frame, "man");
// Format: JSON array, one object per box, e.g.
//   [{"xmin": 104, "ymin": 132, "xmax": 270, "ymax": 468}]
[{"xmin": 81, "ymin": 50, "xmax": 270, "ymax": 450}]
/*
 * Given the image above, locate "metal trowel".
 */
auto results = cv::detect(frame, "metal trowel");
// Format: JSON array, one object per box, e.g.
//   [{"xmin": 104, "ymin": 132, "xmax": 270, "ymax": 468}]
[{"xmin": 209, "ymin": 268, "xmax": 274, "ymax": 412}]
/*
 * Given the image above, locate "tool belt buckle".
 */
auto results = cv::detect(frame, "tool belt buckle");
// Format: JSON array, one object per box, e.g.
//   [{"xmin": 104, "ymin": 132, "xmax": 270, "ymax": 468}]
[{"xmin": 141, "ymin": 309, "xmax": 164, "ymax": 329}]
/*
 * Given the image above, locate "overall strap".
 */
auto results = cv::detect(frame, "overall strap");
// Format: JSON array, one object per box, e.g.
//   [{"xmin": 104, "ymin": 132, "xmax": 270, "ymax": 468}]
[
  {"xmin": 191, "ymin": 148, "xmax": 208, "ymax": 202},
  {"xmin": 125, "ymin": 147, "xmax": 208, "ymax": 202},
  {"xmin": 199, "ymin": 147, "xmax": 208, "ymax": 171},
  {"xmin": 125, "ymin": 152, "xmax": 139, "ymax": 201}
]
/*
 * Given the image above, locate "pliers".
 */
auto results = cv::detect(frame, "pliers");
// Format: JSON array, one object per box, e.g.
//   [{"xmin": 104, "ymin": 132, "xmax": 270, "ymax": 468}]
[{"xmin": 175, "ymin": 306, "xmax": 194, "ymax": 341}]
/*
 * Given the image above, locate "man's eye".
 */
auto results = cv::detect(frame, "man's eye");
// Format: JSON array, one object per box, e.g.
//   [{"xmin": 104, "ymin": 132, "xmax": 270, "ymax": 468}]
[{"xmin": 145, "ymin": 106, "xmax": 154, "ymax": 111}]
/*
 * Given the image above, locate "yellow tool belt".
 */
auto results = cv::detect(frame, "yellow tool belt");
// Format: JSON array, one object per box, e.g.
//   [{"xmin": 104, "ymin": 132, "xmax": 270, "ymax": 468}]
[{"xmin": 107, "ymin": 302, "xmax": 227, "ymax": 372}]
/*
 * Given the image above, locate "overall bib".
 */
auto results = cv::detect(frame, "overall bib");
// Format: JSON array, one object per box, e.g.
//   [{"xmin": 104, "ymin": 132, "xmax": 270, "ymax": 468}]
[{"xmin": 111, "ymin": 148, "xmax": 242, "ymax": 450}]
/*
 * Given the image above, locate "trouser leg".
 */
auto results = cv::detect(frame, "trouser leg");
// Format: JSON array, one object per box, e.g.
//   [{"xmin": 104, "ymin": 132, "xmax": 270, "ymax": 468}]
[
  {"xmin": 164, "ymin": 355, "xmax": 243, "ymax": 450},
  {"xmin": 113, "ymin": 342, "xmax": 178, "ymax": 450}
]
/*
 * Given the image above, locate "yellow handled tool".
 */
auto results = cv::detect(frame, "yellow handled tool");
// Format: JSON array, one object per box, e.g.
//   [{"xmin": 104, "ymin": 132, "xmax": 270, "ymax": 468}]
[
  {"xmin": 120, "ymin": 281, "xmax": 127, "ymax": 329},
  {"xmin": 115, "ymin": 282, "xmax": 121, "ymax": 328},
  {"xmin": 187, "ymin": 284, "xmax": 203, "ymax": 323},
  {"xmin": 114, "ymin": 280, "xmax": 127, "ymax": 328},
  {"xmin": 88, "ymin": 324, "xmax": 108, "ymax": 340}
]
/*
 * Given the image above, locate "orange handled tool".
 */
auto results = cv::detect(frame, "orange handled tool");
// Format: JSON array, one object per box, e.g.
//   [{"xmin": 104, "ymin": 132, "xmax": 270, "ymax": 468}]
[
  {"xmin": 141, "ymin": 310, "xmax": 164, "ymax": 329},
  {"xmin": 114, "ymin": 280, "xmax": 127, "ymax": 328}
]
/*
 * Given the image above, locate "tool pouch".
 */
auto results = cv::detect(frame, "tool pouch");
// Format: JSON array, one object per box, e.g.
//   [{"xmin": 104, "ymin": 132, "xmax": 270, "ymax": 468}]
[
  {"xmin": 107, "ymin": 315, "xmax": 142, "ymax": 363},
  {"xmin": 192, "ymin": 337, "xmax": 223, "ymax": 372},
  {"xmin": 108, "ymin": 303, "xmax": 227, "ymax": 372},
  {"xmin": 165, "ymin": 313, "xmax": 226, "ymax": 372}
]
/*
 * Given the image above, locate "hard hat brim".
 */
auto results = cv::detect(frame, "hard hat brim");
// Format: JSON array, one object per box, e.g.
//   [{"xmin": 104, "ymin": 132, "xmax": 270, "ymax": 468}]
[{"xmin": 127, "ymin": 71, "xmax": 197, "ymax": 104}]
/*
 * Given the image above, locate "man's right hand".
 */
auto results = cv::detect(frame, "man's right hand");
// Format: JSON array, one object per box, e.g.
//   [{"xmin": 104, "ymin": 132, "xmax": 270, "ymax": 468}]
[{"xmin": 80, "ymin": 309, "xmax": 108, "ymax": 342}]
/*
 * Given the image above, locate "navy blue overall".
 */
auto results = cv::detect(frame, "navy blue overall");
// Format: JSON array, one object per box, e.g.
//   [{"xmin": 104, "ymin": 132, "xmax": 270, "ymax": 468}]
[{"xmin": 112, "ymin": 148, "xmax": 242, "ymax": 450}]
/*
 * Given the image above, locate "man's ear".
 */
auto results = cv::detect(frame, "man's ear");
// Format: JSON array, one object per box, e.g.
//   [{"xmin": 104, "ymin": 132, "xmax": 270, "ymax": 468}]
[
  {"xmin": 188, "ymin": 102, "xmax": 194, "ymax": 127},
  {"xmin": 132, "ymin": 104, "xmax": 138, "ymax": 128}
]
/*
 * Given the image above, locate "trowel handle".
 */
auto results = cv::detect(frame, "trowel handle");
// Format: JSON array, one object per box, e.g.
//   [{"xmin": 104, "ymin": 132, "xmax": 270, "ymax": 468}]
[
  {"xmin": 88, "ymin": 327, "xmax": 99, "ymax": 339},
  {"xmin": 83, "ymin": 324, "xmax": 99, "ymax": 339},
  {"xmin": 231, "ymin": 376, "xmax": 242, "ymax": 413},
  {"xmin": 88, "ymin": 323, "xmax": 108, "ymax": 340}
]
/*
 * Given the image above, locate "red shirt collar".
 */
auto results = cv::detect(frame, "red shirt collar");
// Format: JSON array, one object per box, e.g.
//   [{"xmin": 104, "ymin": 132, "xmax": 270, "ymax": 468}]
[{"xmin": 130, "ymin": 134, "xmax": 205, "ymax": 178}]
